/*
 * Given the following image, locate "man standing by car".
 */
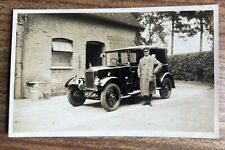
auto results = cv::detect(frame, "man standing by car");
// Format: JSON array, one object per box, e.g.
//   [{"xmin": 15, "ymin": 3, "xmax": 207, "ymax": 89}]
[{"xmin": 138, "ymin": 48, "xmax": 162, "ymax": 106}]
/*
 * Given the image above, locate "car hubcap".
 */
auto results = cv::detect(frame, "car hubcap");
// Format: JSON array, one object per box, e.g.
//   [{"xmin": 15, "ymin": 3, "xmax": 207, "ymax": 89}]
[
  {"xmin": 163, "ymin": 80, "xmax": 171, "ymax": 96},
  {"xmin": 106, "ymin": 88, "xmax": 118, "ymax": 107},
  {"xmin": 73, "ymin": 90, "xmax": 83, "ymax": 98},
  {"xmin": 73, "ymin": 91, "xmax": 78, "ymax": 97}
]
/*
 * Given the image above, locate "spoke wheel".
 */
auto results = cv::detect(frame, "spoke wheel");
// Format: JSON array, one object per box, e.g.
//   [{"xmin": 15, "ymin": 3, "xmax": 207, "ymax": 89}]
[
  {"xmin": 101, "ymin": 83, "xmax": 121, "ymax": 111},
  {"xmin": 159, "ymin": 78, "xmax": 172, "ymax": 99},
  {"xmin": 67, "ymin": 86, "xmax": 86, "ymax": 106}
]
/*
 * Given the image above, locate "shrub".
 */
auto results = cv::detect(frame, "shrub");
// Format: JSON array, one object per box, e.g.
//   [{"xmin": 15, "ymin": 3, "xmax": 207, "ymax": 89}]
[{"xmin": 168, "ymin": 51, "xmax": 214, "ymax": 83}]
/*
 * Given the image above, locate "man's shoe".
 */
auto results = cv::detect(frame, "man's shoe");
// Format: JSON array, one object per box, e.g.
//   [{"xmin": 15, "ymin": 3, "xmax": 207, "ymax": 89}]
[{"xmin": 149, "ymin": 103, "xmax": 152, "ymax": 106}]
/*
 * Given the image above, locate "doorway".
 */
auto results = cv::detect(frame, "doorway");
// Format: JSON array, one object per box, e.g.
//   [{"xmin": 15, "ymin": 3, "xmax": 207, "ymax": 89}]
[{"xmin": 86, "ymin": 41, "xmax": 104, "ymax": 68}]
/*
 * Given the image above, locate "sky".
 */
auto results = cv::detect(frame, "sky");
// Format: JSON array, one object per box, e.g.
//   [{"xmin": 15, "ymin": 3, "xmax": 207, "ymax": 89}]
[{"xmin": 166, "ymin": 32, "xmax": 212, "ymax": 55}]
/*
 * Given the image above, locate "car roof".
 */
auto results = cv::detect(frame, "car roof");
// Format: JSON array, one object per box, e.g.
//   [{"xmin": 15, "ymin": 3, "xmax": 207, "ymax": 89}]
[{"xmin": 105, "ymin": 45, "xmax": 166, "ymax": 53}]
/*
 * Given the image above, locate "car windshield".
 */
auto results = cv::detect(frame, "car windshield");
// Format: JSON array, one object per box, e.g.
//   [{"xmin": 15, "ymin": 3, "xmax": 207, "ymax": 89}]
[{"xmin": 105, "ymin": 49, "xmax": 143, "ymax": 66}]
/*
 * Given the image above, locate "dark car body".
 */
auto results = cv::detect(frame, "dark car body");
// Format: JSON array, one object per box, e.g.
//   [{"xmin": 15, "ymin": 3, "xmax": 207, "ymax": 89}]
[{"xmin": 65, "ymin": 46, "xmax": 175, "ymax": 111}]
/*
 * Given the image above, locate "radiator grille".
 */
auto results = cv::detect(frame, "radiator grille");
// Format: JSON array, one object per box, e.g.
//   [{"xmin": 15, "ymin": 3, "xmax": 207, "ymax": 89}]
[{"xmin": 85, "ymin": 72, "xmax": 94, "ymax": 88}]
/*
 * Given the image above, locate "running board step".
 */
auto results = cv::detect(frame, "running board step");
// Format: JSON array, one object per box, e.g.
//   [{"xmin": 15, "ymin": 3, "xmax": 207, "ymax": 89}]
[
  {"xmin": 128, "ymin": 90, "xmax": 141, "ymax": 95},
  {"xmin": 121, "ymin": 90, "xmax": 140, "ymax": 99}
]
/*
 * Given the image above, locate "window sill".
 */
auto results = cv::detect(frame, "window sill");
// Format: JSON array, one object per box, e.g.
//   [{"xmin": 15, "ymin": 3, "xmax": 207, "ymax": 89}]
[{"xmin": 50, "ymin": 66, "xmax": 74, "ymax": 70}]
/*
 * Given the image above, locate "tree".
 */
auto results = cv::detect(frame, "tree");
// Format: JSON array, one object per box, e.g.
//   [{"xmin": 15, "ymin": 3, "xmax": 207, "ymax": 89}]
[
  {"xmin": 179, "ymin": 11, "xmax": 214, "ymax": 52},
  {"xmin": 135, "ymin": 11, "xmax": 195, "ymax": 55},
  {"xmin": 134, "ymin": 11, "xmax": 214, "ymax": 54},
  {"xmin": 165, "ymin": 11, "xmax": 196, "ymax": 55},
  {"xmin": 168, "ymin": 12, "xmax": 180, "ymax": 55},
  {"xmin": 134, "ymin": 12, "xmax": 167, "ymax": 46}
]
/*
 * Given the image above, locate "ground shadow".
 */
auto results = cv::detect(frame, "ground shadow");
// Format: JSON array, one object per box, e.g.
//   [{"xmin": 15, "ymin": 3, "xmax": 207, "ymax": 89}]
[
  {"xmin": 84, "ymin": 100, "xmax": 102, "ymax": 108},
  {"xmin": 83, "ymin": 94, "xmax": 164, "ymax": 109},
  {"xmin": 120, "ymin": 95, "xmax": 143, "ymax": 106}
]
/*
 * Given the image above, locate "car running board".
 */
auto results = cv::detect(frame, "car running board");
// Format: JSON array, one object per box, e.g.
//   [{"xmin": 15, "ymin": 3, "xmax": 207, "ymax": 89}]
[
  {"xmin": 122, "ymin": 90, "xmax": 140, "ymax": 99},
  {"xmin": 121, "ymin": 87, "xmax": 162, "ymax": 99}
]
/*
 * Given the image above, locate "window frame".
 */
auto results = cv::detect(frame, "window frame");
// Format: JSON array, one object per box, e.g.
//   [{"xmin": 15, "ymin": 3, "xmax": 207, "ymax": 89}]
[{"xmin": 51, "ymin": 38, "xmax": 74, "ymax": 70}]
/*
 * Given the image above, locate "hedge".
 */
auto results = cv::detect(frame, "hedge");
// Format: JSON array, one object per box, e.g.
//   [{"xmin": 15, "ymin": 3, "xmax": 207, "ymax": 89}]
[{"xmin": 168, "ymin": 51, "xmax": 214, "ymax": 83}]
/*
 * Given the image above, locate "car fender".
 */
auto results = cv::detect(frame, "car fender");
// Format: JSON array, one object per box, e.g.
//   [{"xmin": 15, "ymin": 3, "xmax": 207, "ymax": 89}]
[
  {"xmin": 99, "ymin": 77, "xmax": 122, "ymax": 90},
  {"xmin": 160, "ymin": 72, "xmax": 175, "ymax": 88},
  {"xmin": 65, "ymin": 77, "xmax": 75, "ymax": 87},
  {"xmin": 66, "ymin": 77, "xmax": 85, "ymax": 89}
]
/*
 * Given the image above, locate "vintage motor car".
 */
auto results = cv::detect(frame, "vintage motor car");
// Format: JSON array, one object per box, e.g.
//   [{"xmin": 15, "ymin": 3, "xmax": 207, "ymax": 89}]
[{"xmin": 65, "ymin": 46, "xmax": 175, "ymax": 111}]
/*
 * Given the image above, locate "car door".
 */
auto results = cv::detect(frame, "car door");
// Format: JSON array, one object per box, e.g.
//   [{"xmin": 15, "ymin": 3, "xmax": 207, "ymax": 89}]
[{"xmin": 130, "ymin": 66, "xmax": 140, "ymax": 90}]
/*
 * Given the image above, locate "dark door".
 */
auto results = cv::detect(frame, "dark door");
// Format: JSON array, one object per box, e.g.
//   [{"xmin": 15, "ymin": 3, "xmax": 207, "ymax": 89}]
[{"xmin": 86, "ymin": 41, "xmax": 104, "ymax": 68}]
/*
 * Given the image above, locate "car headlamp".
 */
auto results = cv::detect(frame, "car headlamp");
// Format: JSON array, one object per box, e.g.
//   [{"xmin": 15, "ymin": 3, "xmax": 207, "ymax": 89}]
[
  {"xmin": 94, "ymin": 76, "xmax": 100, "ymax": 86},
  {"xmin": 78, "ymin": 79, "xmax": 85, "ymax": 90}
]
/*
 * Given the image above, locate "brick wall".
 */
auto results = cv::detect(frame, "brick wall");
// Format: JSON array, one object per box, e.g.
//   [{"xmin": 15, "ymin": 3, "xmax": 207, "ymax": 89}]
[{"xmin": 15, "ymin": 14, "xmax": 137, "ymax": 98}]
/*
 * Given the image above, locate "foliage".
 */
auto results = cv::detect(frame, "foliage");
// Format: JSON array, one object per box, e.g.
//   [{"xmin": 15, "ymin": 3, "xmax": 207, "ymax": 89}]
[
  {"xmin": 134, "ymin": 11, "xmax": 214, "ymax": 54},
  {"xmin": 164, "ymin": 11, "xmax": 194, "ymax": 54},
  {"xmin": 179, "ymin": 11, "xmax": 214, "ymax": 51},
  {"xmin": 134, "ymin": 12, "xmax": 167, "ymax": 46},
  {"xmin": 168, "ymin": 51, "xmax": 214, "ymax": 83}
]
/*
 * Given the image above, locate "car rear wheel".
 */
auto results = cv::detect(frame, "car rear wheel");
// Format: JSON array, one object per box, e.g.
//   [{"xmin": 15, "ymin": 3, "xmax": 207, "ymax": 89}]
[
  {"xmin": 67, "ymin": 86, "xmax": 86, "ymax": 106},
  {"xmin": 159, "ymin": 78, "xmax": 172, "ymax": 99},
  {"xmin": 101, "ymin": 83, "xmax": 121, "ymax": 112}
]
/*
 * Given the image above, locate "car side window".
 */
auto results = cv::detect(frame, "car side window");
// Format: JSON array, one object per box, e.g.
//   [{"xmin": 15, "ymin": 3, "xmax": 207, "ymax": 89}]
[
  {"xmin": 121, "ymin": 52, "xmax": 128, "ymax": 64},
  {"xmin": 130, "ymin": 52, "xmax": 137, "ymax": 63}
]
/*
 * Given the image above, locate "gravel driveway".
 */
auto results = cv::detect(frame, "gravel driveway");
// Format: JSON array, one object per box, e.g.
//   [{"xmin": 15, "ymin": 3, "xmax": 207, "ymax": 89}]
[{"xmin": 11, "ymin": 81, "xmax": 216, "ymax": 137}]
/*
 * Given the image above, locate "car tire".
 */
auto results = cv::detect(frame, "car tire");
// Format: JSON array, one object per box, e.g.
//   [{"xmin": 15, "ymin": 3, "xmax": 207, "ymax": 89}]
[
  {"xmin": 159, "ymin": 78, "xmax": 172, "ymax": 99},
  {"xmin": 101, "ymin": 83, "xmax": 121, "ymax": 112},
  {"xmin": 67, "ymin": 86, "xmax": 86, "ymax": 106}
]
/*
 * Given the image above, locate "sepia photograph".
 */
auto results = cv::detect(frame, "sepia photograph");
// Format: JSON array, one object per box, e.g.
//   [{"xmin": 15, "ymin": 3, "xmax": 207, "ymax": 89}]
[{"xmin": 9, "ymin": 5, "xmax": 219, "ymax": 138}]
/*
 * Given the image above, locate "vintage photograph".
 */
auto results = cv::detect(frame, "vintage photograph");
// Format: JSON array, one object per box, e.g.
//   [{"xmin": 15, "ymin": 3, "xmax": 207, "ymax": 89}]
[{"xmin": 9, "ymin": 5, "xmax": 219, "ymax": 138}]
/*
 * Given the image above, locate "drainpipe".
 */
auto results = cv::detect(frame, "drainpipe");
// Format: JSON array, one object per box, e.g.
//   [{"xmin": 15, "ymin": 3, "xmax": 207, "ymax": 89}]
[{"xmin": 21, "ymin": 14, "xmax": 27, "ymax": 98}]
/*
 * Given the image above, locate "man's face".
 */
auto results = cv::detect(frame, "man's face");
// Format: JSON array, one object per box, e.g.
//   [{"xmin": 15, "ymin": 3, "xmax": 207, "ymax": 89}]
[{"xmin": 143, "ymin": 49, "xmax": 150, "ymax": 56}]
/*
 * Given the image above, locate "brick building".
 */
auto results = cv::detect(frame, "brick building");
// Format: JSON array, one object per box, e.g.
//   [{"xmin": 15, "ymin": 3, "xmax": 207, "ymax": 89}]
[{"xmin": 14, "ymin": 13, "xmax": 143, "ymax": 99}]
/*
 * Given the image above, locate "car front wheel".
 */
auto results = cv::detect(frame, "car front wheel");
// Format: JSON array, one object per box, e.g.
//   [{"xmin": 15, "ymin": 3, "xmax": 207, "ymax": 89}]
[
  {"xmin": 101, "ymin": 83, "xmax": 121, "ymax": 112},
  {"xmin": 159, "ymin": 78, "xmax": 172, "ymax": 99},
  {"xmin": 67, "ymin": 86, "xmax": 86, "ymax": 106}
]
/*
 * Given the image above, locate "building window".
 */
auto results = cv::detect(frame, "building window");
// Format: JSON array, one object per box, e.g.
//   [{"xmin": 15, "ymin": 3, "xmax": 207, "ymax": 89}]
[{"xmin": 51, "ymin": 38, "xmax": 73, "ymax": 68}]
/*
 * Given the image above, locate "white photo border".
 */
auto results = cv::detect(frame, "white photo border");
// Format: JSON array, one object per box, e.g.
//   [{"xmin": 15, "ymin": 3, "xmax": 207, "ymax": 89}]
[{"xmin": 9, "ymin": 4, "xmax": 219, "ymax": 138}]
